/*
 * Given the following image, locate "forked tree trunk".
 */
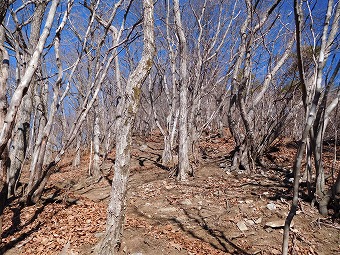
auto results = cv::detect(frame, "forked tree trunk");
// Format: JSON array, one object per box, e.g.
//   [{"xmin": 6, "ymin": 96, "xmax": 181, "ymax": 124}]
[
  {"xmin": 0, "ymin": 0, "xmax": 59, "ymax": 159},
  {"xmin": 283, "ymin": 1, "xmax": 339, "ymax": 253},
  {"xmin": 96, "ymin": 1, "xmax": 155, "ymax": 254},
  {"xmin": 7, "ymin": 1, "xmax": 48, "ymax": 198}
]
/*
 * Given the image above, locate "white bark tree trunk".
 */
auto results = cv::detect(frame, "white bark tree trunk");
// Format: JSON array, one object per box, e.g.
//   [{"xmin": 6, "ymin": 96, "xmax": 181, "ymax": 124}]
[
  {"xmin": 97, "ymin": 1, "xmax": 155, "ymax": 254},
  {"xmin": 0, "ymin": 0, "xmax": 59, "ymax": 157},
  {"xmin": 7, "ymin": 0, "xmax": 48, "ymax": 198},
  {"xmin": 283, "ymin": 1, "xmax": 339, "ymax": 253},
  {"xmin": 73, "ymin": 137, "xmax": 81, "ymax": 168},
  {"xmin": 92, "ymin": 102, "xmax": 101, "ymax": 178},
  {"xmin": 0, "ymin": 24, "xmax": 9, "ymax": 240},
  {"xmin": 173, "ymin": 0, "xmax": 191, "ymax": 181}
]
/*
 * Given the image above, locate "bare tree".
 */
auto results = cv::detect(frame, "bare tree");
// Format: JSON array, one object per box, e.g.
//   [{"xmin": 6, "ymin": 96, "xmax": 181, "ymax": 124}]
[
  {"xmin": 226, "ymin": 0, "xmax": 297, "ymax": 172},
  {"xmin": 6, "ymin": 0, "xmax": 49, "ymax": 198},
  {"xmin": 172, "ymin": 0, "xmax": 192, "ymax": 181},
  {"xmin": 97, "ymin": 0, "xmax": 155, "ymax": 253},
  {"xmin": 0, "ymin": 0, "xmax": 60, "ymax": 159},
  {"xmin": 0, "ymin": 24, "xmax": 9, "ymax": 241},
  {"xmin": 283, "ymin": 0, "xmax": 340, "ymax": 254}
]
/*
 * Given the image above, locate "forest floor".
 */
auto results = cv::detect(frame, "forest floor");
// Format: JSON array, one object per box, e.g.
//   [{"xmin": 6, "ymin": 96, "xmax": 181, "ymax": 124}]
[{"xmin": 1, "ymin": 132, "xmax": 340, "ymax": 255}]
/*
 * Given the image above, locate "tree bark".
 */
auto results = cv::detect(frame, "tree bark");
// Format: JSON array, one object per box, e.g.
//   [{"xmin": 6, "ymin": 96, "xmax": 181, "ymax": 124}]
[
  {"xmin": 283, "ymin": 0, "xmax": 338, "ymax": 253},
  {"xmin": 0, "ymin": 0, "xmax": 8, "ymax": 25},
  {"xmin": 173, "ymin": 0, "xmax": 191, "ymax": 181},
  {"xmin": 97, "ymin": 1, "xmax": 155, "ymax": 254},
  {"xmin": 0, "ymin": 0, "xmax": 60, "ymax": 158},
  {"xmin": 0, "ymin": 24, "xmax": 9, "ymax": 243},
  {"xmin": 7, "ymin": 0, "xmax": 48, "ymax": 198},
  {"xmin": 73, "ymin": 137, "xmax": 81, "ymax": 167},
  {"xmin": 92, "ymin": 102, "xmax": 101, "ymax": 178}
]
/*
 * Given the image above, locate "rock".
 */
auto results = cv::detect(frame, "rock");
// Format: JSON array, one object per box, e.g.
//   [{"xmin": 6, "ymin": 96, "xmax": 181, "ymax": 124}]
[
  {"xmin": 213, "ymin": 190, "xmax": 223, "ymax": 196},
  {"xmin": 59, "ymin": 241, "xmax": 70, "ymax": 255},
  {"xmin": 266, "ymin": 202, "xmax": 276, "ymax": 210},
  {"xmin": 219, "ymin": 162, "xmax": 226, "ymax": 168},
  {"xmin": 170, "ymin": 242, "xmax": 182, "ymax": 251},
  {"xmin": 265, "ymin": 220, "xmax": 294, "ymax": 228},
  {"xmin": 237, "ymin": 221, "xmax": 249, "ymax": 231},
  {"xmin": 159, "ymin": 207, "xmax": 177, "ymax": 213},
  {"xmin": 180, "ymin": 199, "xmax": 192, "ymax": 206},
  {"xmin": 139, "ymin": 144, "xmax": 148, "ymax": 150},
  {"xmin": 245, "ymin": 219, "xmax": 255, "ymax": 226},
  {"xmin": 255, "ymin": 217, "xmax": 262, "ymax": 224},
  {"xmin": 265, "ymin": 227, "xmax": 273, "ymax": 233}
]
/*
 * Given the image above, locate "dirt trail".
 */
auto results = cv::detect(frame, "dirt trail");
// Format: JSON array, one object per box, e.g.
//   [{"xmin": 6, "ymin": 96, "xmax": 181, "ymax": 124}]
[{"xmin": 1, "ymin": 136, "xmax": 340, "ymax": 254}]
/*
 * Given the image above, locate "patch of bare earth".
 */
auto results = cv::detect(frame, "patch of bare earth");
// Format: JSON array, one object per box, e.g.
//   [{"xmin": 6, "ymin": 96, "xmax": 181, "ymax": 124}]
[{"xmin": 1, "ymin": 134, "xmax": 340, "ymax": 254}]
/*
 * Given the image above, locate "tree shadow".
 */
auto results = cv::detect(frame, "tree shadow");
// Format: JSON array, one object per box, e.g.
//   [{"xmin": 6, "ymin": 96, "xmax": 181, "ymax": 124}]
[
  {"xmin": 132, "ymin": 204, "xmax": 251, "ymax": 254},
  {"xmin": 0, "ymin": 222, "xmax": 42, "ymax": 254},
  {"xmin": 134, "ymin": 155, "xmax": 172, "ymax": 172},
  {"xmin": 174, "ymin": 208, "xmax": 252, "ymax": 255},
  {"xmin": 0, "ymin": 189, "xmax": 64, "ymax": 253}
]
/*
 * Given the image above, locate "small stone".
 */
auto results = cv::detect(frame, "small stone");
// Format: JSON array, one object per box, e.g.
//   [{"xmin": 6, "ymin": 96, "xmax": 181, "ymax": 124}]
[
  {"xmin": 265, "ymin": 227, "xmax": 273, "ymax": 233},
  {"xmin": 237, "ymin": 221, "xmax": 249, "ymax": 231},
  {"xmin": 255, "ymin": 217, "xmax": 262, "ymax": 224},
  {"xmin": 266, "ymin": 202, "xmax": 276, "ymax": 210},
  {"xmin": 213, "ymin": 191, "xmax": 223, "ymax": 196},
  {"xmin": 159, "ymin": 207, "xmax": 177, "ymax": 213},
  {"xmin": 139, "ymin": 144, "xmax": 148, "ymax": 150},
  {"xmin": 265, "ymin": 220, "xmax": 294, "ymax": 228},
  {"xmin": 245, "ymin": 219, "xmax": 255, "ymax": 226},
  {"xmin": 180, "ymin": 199, "xmax": 192, "ymax": 206},
  {"xmin": 245, "ymin": 199, "xmax": 253, "ymax": 204},
  {"xmin": 170, "ymin": 242, "xmax": 182, "ymax": 251}
]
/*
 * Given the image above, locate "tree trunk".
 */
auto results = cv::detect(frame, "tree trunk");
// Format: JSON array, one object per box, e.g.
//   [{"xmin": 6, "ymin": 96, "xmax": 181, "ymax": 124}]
[
  {"xmin": 97, "ymin": 1, "xmax": 155, "ymax": 254},
  {"xmin": 73, "ymin": 137, "xmax": 81, "ymax": 168},
  {"xmin": 162, "ymin": 135, "xmax": 172, "ymax": 165},
  {"xmin": 7, "ymin": 0, "xmax": 48, "ymax": 198},
  {"xmin": 173, "ymin": 0, "xmax": 191, "ymax": 181},
  {"xmin": 283, "ymin": 0, "xmax": 338, "ymax": 253},
  {"xmin": 92, "ymin": 103, "xmax": 101, "ymax": 178},
  {"xmin": 0, "ymin": 0, "xmax": 59, "ymax": 159},
  {"xmin": 0, "ymin": 24, "xmax": 9, "ymax": 243}
]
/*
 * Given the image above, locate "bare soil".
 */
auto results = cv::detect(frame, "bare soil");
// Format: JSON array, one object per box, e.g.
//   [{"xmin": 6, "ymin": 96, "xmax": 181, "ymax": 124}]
[{"xmin": 1, "ymin": 133, "xmax": 340, "ymax": 255}]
